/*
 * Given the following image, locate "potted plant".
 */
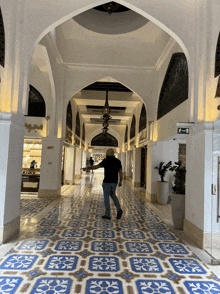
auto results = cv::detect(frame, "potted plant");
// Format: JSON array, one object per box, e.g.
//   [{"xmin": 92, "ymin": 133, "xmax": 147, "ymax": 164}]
[
  {"xmin": 170, "ymin": 161, "xmax": 186, "ymax": 229},
  {"xmin": 155, "ymin": 161, "xmax": 172, "ymax": 205}
]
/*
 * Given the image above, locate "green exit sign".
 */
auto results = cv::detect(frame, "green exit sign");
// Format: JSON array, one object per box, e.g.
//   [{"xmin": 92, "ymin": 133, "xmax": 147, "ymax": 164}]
[{"xmin": 177, "ymin": 127, "xmax": 189, "ymax": 134}]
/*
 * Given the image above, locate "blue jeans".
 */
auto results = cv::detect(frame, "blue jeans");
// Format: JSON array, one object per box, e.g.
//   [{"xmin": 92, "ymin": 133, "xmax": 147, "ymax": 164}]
[{"xmin": 102, "ymin": 182, "xmax": 121, "ymax": 218}]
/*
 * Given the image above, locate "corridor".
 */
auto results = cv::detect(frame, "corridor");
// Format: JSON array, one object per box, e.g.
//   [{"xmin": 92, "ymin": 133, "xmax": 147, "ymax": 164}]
[{"xmin": 0, "ymin": 174, "xmax": 220, "ymax": 294}]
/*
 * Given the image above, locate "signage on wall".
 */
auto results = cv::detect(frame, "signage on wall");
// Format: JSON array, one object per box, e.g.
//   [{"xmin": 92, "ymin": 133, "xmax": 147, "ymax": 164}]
[{"xmin": 177, "ymin": 127, "xmax": 189, "ymax": 134}]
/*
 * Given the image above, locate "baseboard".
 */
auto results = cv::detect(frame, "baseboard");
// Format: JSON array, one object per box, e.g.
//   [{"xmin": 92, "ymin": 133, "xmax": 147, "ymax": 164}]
[
  {"xmin": 146, "ymin": 191, "xmax": 157, "ymax": 203},
  {"xmin": 0, "ymin": 216, "xmax": 20, "ymax": 244},
  {"xmin": 183, "ymin": 218, "xmax": 204, "ymax": 249},
  {"xmin": 64, "ymin": 180, "xmax": 74, "ymax": 185},
  {"xmin": 38, "ymin": 188, "xmax": 61, "ymax": 198}
]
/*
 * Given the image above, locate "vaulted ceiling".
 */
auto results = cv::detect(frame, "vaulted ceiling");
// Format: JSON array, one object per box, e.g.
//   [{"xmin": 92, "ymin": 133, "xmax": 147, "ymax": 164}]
[{"xmin": 31, "ymin": 2, "xmax": 179, "ymax": 139}]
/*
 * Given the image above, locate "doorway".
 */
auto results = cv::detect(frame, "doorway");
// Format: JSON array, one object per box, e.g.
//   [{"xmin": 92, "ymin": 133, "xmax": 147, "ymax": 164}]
[{"xmin": 141, "ymin": 146, "xmax": 147, "ymax": 188}]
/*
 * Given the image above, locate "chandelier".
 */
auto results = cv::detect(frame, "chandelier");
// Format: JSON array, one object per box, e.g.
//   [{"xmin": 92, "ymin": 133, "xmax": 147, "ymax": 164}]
[{"xmin": 101, "ymin": 91, "xmax": 111, "ymax": 134}]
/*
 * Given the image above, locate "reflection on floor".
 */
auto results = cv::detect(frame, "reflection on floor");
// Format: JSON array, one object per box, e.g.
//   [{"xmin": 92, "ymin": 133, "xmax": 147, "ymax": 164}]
[{"xmin": 0, "ymin": 174, "xmax": 220, "ymax": 293}]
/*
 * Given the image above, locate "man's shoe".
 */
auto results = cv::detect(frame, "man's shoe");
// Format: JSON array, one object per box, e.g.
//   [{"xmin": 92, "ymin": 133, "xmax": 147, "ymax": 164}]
[
  {"xmin": 102, "ymin": 215, "xmax": 111, "ymax": 220},
  {"xmin": 117, "ymin": 209, "xmax": 123, "ymax": 219}
]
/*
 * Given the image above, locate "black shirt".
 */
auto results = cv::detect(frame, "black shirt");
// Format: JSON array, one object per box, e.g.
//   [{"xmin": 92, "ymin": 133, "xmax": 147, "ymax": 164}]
[
  {"xmin": 89, "ymin": 158, "xmax": 94, "ymax": 166},
  {"xmin": 99, "ymin": 156, "xmax": 122, "ymax": 183}
]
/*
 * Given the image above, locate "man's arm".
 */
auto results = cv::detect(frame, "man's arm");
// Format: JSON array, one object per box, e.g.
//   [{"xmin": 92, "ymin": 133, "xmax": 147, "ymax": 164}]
[
  {"xmin": 81, "ymin": 164, "xmax": 101, "ymax": 172},
  {"xmin": 118, "ymin": 168, "xmax": 123, "ymax": 187}
]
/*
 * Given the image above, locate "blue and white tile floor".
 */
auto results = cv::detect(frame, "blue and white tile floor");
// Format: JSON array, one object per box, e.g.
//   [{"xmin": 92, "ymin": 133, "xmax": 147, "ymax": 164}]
[{"xmin": 0, "ymin": 174, "xmax": 220, "ymax": 293}]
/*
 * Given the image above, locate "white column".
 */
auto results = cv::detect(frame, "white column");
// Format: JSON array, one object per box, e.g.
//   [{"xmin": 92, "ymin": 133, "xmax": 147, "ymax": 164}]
[
  {"xmin": 184, "ymin": 122, "xmax": 215, "ymax": 249},
  {"xmin": 0, "ymin": 113, "xmax": 25, "ymax": 243},
  {"xmin": 64, "ymin": 146, "xmax": 74, "ymax": 185},
  {"xmin": 120, "ymin": 152, "xmax": 126, "ymax": 179},
  {"xmin": 75, "ymin": 148, "xmax": 82, "ymax": 179},
  {"xmin": 125, "ymin": 151, "xmax": 130, "ymax": 180},
  {"xmin": 146, "ymin": 141, "xmax": 158, "ymax": 203},
  {"xmin": 133, "ymin": 147, "xmax": 141, "ymax": 187},
  {"xmin": 39, "ymin": 136, "xmax": 63, "ymax": 197}
]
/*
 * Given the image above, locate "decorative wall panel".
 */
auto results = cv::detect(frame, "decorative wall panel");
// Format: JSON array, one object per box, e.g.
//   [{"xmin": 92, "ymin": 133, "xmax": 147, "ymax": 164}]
[
  {"xmin": 124, "ymin": 125, "xmax": 128, "ymax": 143},
  {"xmin": 215, "ymin": 32, "xmax": 220, "ymax": 77},
  {"xmin": 75, "ymin": 112, "xmax": 80, "ymax": 137},
  {"xmin": 130, "ymin": 115, "xmax": 136, "ymax": 139},
  {"xmin": 82, "ymin": 124, "xmax": 85, "ymax": 142},
  {"xmin": 66, "ymin": 102, "xmax": 72, "ymax": 130},
  {"xmin": 139, "ymin": 104, "xmax": 147, "ymax": 132},
  {"xmin": 0, "ymin": 8, "xmax": 5, "ymax": 67},
  {"xmin": 157, "ymin": 53, "xmax": 188, "ymax": 120},
  {"xmin": 26, "ymin": 85, "xmax": 46, "ymax": 117}
]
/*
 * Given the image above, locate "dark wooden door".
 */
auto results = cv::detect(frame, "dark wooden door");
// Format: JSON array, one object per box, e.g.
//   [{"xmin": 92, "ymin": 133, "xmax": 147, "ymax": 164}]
[{"xmin": 141, "ymin": 147, "xmax": 147, "ymax": 188}]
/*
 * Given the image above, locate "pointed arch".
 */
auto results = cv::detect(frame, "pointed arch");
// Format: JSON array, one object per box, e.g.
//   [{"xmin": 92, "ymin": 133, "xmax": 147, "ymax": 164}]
[
  {"xmin": 215, "ymin": 32, "xmax": 220, "ymax": 78},
  {"xmin": 139, "ymin": 104, "xmax": 147, "ymax": 132},
  {"xmin": 26, "ymin": 85, "xmax": 46, "ymax": 117},
  {"xmin": 130, "ymin": 115, "xmax": 136, "ymax": 139},
  {"xmin": 0, "ymin": 8, "xmax": 5, "ymax": 67},
  {"xmin": 75, "ymin": 112, "xmax": 81, "ymax": 137},
  {"xmin": 66, "ymin": 102, "xmax": 72, "ymax": 130},
  {"xmin": 157, "ymin": 53, "xmax": 188, "ymax": 120},
  {"xmin": 91, "ymin": 133, "xmax": 118, "ymax": 147}
]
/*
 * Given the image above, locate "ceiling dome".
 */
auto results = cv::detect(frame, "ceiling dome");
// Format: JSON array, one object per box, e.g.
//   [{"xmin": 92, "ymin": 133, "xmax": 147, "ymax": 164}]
[{"xmin": 73, "ymin": 8, "xmax": 149, "ymax": 35}]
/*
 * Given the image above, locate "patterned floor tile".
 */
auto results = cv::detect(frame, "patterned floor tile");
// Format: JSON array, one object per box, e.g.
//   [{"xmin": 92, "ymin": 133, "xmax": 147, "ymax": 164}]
[
  {"xmin": 89, "ymin": 257, "xmax": 119, "ymax": 271},
  {"xmin": 136, "ymin": 280, "xmax": 175, "ymax": 294},
  {"xmin": 130, "ymin": 257, "xmax": 163, "ymax": 272},
  {"xmin": 169, "ymin": 258, "xmax": 207, "ymax": 274},
  {"xmin": 31, "ymin": 278, "xmax": 73, "ymax": 294},
  {"xmin": 125, "ymin": 242, "xmax": 152, "ymax": 253},
  {"xmin": 17, "ymin": 240, "xmax": 48, "ymax": 250},
  {"xmin": 0, "ymin": 277, "xmax": 23, "ymax": 294},
  {"xmin": 158, "ymin": 243, "xmax": 189, "ymax": 254},
  {"xmin": 45, "ymin": 255, "xmax": 78, "ymax": 271},
  {"xmin": 94, "ymin": 221, "xmax": 113, "ymax": 228},
  {"xmin": 62, "ymin": 229, "xmax": 85, "ymax": 238},
  {"xmin": 55, "ymin": 240, "xmax": 82, "ymax": 251},
  {"xmin": 91, "ymin": 241, "xmax": 117, "ymax": 252},
  {"xmin": 122, "ymin": 230, "xmax": 145, "ymax": 239},
  {"xmin": 0, "ymin": 174, "xmax": 218, "ymax": 294},
  {"xmin": 0, "ymin": 255, "xmax": 38, "ymax": 270},
  {"xmin": 67, "ymin": 220, "xmax": 88, "ymax": 227},
  {"xmin": 93, "ymin": 230, "xmax": 115, "ymax": 238},
  {"xmin": 120, "ymin": 222, "xmax": 140, "ymax": 229},
  {"xmin": 86, "ymin": 279, "xmax": 123, "ymax": 294},
  {"xmin": 184, "ymin": 281, "xmax": 220, "ymax": 293},
  {"xmin": 151, "ymin": 231, "xmax": 176, "ymax": 241}
]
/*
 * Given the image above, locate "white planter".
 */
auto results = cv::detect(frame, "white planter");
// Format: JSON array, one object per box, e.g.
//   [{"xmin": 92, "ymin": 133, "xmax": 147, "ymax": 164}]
[
  {"xmin": 156, "ymin": 181, "xmax": 169, "ymax": 205},
  {"xmin": 171, "ymin": 193, "xmax": 185, "ymax": 230}
]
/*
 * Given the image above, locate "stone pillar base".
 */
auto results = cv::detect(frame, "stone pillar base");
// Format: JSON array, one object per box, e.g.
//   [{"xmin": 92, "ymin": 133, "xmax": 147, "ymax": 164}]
[
  {"xmin": 183, "ymin": 218, "xmax": 220, "ymax": 250},
  {"xmin": 146, "ymin": 191, "xmax": 157, "ymax": 203},
  {"xmin": 64, "ymin": 180, "xmax": 74, "ymax": 185},
  {"xmin": 38, "ymin": 188, "xmax": 61, "ymax": 198},
  {"xmin": 133, "ymin": 182, "xmax": 141, "ymax": 187},
  {"xmin": 184, "ymin": 218, "xmax": 205, "ymax": 248},
  {"xmin": 0, "ymin": 216, "xmax": 20, "ymax": 244}
]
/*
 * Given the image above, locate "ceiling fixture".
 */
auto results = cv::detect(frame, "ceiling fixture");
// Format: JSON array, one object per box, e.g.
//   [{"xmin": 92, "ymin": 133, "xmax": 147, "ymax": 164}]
[
  {"xmin": 101, "ymin": 91, "xmax": 111, "ymax": 134},
  {"xmin": 93, "ymin": 2, "xmax": 130, "ymax": 14},
  {"xmin": 102, "ymin": 2, "xmax": 120, "ymax": 14}
]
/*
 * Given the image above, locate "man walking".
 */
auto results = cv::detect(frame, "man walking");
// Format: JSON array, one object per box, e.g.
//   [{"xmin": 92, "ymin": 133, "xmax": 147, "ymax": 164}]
[
  {"xmin": 89, "ymin": 157, "xmax": 94, "ymax": 174},
  {"xmin": 82, "ymin": 148, "xmax": 123, "ymax": 220}
]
